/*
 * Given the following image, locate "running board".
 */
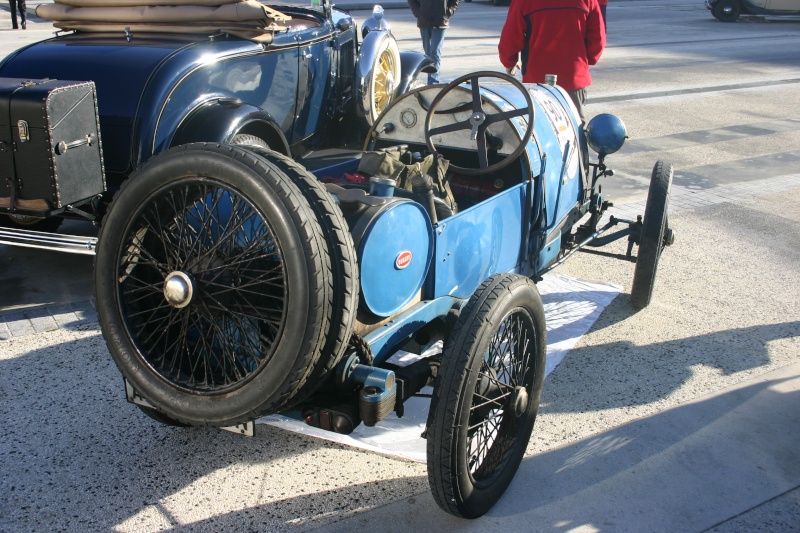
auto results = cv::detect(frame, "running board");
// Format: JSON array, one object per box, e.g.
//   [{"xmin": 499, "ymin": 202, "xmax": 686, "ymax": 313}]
[{"xmin": 0, "ymin": 227, "xmax": 98, "ymax": 255}]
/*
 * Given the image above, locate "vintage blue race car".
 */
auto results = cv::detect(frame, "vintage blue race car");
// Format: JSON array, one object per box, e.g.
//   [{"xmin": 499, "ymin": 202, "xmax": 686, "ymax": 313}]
[
  {"xmin": 0, "ymin": 2, "xmax": 430, "ymax": 231},
  {"xmin": 81, "ymin": 69, "xmax": 675, "ymax": 518}
]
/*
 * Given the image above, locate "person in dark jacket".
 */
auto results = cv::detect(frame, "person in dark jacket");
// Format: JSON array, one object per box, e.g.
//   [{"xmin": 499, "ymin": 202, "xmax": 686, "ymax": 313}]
[
  {"xmin": 8, "ymin": 0, "xmax": 26, "ymax": 30},
  {"xmin": 599, "ymin": 0, "xmax": 608, "ymax": 29},
  {"xmin": 408, "ymin": 0, "xmax": 461, "ymax": 84},
  {"xmin": 498, "ymin": 0, "xmax": 605, "ymax": 121}
]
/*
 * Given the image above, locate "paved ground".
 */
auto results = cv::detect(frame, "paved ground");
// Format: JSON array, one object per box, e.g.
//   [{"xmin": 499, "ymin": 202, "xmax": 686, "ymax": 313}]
[{"xmin": 1, "ymin": 1, "xmax": 799, "ymax": 532}]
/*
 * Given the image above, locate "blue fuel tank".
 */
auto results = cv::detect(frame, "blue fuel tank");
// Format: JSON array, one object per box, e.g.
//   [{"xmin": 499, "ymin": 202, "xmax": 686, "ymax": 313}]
[{"xmin": 348, "ymin": 197, "xmax": 433, "ymax": 317}]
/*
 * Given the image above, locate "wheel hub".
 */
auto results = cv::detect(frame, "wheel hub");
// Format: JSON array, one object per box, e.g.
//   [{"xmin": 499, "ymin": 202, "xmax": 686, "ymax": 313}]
[
  {"xmin": 163, "ymin": 271, "xmax": 194, "ymax": 308},
  {"xmin": 385, "ymin": 71, "xmax": 396, "ymax": 97},
  {"xmin": 664, "ymin": 228, "xmax": 675, "ymax": 246},
  {"xmin": 469, "ymin": 111, "xmax": 486, "ymax": 140},
  {"xmin": 512, "ymin": 386, "xmax": 528, "ymax": 418}
]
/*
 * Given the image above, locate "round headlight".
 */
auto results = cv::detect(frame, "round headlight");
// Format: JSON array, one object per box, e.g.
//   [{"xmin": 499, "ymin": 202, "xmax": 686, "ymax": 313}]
[
  {"xmin": 586, "ymin": 113, "xmax": 627, "ymax": 156},
  {"xmin": 361, "ymin": 5, "xmax": 389, "ymax": 38}
]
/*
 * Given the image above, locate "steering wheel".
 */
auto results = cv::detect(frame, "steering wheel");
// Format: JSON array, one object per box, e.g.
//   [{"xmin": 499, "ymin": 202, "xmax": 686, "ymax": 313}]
[{"xmin": 424, "ymin": 71, "xmax": 535, "ymax": 176}]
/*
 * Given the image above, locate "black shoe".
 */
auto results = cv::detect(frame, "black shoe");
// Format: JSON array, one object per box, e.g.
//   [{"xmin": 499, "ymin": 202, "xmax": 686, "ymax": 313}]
[{"xmin": 21, "ymin": 22, "xmax": 26, "ymax": 30}]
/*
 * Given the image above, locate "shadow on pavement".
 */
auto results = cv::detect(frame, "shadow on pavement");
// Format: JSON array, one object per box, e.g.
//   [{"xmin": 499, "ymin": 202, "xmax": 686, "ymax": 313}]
[{"xmin": 311, "ymin": 368, "xmax": 800, "ymax": 532}]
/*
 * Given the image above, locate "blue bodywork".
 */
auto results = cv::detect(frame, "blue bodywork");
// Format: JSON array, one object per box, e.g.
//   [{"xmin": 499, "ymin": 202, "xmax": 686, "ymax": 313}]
[{"xmin": 313, "ymin": 78, "xmax": 617, "ymax": 365}]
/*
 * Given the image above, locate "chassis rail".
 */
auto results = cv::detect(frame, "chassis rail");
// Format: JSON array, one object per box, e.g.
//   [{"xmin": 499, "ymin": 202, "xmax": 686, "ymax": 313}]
[{"xmin": 0, "ymin": 227, "xmax": 98, "ymax": 255}]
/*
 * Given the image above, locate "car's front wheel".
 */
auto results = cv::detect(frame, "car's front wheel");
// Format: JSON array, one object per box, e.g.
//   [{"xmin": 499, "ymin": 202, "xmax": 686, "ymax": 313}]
[
  {"xmin": 631, "ymin": 160, "xmax": 673, "ymax": 309},
  {"xmin": 712, "ymin": 0, "xmax": 741, "ymax": 21},
  {"xmin": 427, "ymin": 273, "xmax": 546, "ymax": 518},
  {"xmin": 357, "ymin": 32, "xmax": 402, "ymax": 128}
]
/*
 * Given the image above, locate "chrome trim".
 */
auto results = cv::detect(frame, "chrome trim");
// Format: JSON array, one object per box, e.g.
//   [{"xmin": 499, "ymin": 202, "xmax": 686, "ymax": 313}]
[{"xmin": 0, "ymin": 227, "xmax": 97, "ymax": 255}]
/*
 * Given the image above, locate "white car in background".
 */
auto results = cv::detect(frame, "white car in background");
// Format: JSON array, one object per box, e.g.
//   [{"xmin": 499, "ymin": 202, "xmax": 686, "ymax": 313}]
[{"xmin": 706, "ymin": 0, "xmax": 800, "ymax": 21}]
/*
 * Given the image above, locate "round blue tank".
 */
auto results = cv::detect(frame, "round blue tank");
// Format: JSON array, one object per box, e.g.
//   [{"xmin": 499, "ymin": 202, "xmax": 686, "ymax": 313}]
[{"xmin": 350, "ymin": 198, "xmax": 433, "ymax": 317}]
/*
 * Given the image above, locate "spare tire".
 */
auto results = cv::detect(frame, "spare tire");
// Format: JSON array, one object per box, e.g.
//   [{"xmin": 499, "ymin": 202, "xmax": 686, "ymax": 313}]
[
  {"xmin": 95, "ymin": 143, "xmax": 333, "ymax": 426},
  {"xmin": 240, "ymin": 147, "xmax": 359, "ymax": 405}
]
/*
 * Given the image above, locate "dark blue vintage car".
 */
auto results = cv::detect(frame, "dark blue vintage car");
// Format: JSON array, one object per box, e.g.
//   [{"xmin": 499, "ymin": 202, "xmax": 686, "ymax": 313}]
[{"xmin": 0, "ymin": 2, "xmax": 430, "ymax": 231}]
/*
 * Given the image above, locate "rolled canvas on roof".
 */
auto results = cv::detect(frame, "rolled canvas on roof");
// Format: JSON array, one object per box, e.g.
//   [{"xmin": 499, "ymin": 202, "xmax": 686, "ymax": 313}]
[
  {"xmin": 37, "ymin": 1, "xmax": 283, "ymax": 23},
  {"xmin": 53, "ymin": 0, "xmax": 242, "ymax": 6},
  {"xmin": 35, "ymin": 0, "xmax": 290, "ymax": 40}
]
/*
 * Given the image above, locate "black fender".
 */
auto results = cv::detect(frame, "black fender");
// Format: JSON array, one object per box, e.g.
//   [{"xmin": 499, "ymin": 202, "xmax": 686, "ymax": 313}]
[
  {"xmin": 170, "ymin": 98, "xmax": 290, "ymax": 155},
  {"xmin": 397, "ymin": 51, "xmax": 436, "ymax": 94}
]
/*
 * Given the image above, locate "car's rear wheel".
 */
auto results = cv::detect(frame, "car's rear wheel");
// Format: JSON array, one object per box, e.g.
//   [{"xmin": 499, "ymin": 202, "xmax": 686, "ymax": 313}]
[
  {"xmin": 137, "ymin": 405, "xmax": 190, "ymax": 427},
  {"xmin": 230, "ymin": 134, "xmax": 268, "ymax": 149},
  {"xmin": 712, "ymin": 0, "xmax": 741, "ymax": 21},
  {"xmin": 631, "ymin": 160, "xmax": 673, "ymax": 309},
  {"xmin": 95, "ymin": 143, "xmax": 333, "ymax": 426},
  {"xmin": 0, "ymin": 213, "xmax": 63, "ymax": 233}
]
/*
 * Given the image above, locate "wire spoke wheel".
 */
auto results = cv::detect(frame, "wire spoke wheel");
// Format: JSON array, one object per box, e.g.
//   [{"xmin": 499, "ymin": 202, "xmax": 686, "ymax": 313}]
[
  {"xmin": 95, "ymin": 144, "xmax": 333, "ymax": 426},
  {"xmin": 373, "ymin": 48, "xmax": 396, "ymax": 114},
  {"xmin": 362, "ymin": 34, "xmax": 400, "ymax": 126},
  {"xmin": 118, "ymin": 179, "xmax": 286, "ymax": 393},
  {"xmin": 428, "ymin": 273, "xmax": 546, "ymax": 518},
  {"xmin": 466, "ymin": 312, "xmax": 533, "ymax": 481}
]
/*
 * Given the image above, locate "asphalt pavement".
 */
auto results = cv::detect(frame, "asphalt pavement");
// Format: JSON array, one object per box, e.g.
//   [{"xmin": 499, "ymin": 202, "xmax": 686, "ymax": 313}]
[{"xmin": 1, "ymin": 3, "xmax": 799, "ymax": 533}]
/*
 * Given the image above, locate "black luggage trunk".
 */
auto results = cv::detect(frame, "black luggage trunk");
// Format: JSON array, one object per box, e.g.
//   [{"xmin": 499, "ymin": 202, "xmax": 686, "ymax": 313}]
[{"xmin": 0, "ymin": 78, "xmax": 105, "ymax": 217}]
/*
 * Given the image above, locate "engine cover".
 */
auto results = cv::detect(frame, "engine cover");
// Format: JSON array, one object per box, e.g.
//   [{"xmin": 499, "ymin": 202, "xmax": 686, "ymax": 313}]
[{"xmin": 349, "ymin": 198, "xmax": 433, "ymax": 317}]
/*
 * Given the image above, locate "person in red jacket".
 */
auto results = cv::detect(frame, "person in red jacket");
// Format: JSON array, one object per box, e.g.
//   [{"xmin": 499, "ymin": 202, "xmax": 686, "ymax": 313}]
[{"xmin": 498, "ymin": 0, "xmax": 605, "ymax": 122}]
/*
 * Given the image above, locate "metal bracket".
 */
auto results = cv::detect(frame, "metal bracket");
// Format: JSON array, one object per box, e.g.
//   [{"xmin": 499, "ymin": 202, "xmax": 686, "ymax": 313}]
[
  {"xmin": 220, "ymin": 422, "xmax": 254, "ymax": 437},
  {"xmin": 124, "ymin": 378, "xmax": 154, "ymax": 408}
]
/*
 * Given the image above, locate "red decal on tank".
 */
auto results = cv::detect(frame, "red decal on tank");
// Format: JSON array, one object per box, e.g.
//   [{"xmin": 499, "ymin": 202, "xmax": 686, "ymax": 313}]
[{"xmin": 395, "ymin": 250, "xmax": 413, "ymax": 269}]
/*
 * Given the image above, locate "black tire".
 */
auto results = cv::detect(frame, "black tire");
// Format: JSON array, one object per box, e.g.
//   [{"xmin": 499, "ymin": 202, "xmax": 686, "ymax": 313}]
[
  {"xmin": 231, "ymin": 134, "xmax": 268, "ymax": 149},
  {"xmin": 137, "ymin": 405, "xmax": 190, "ymax": 427},
  {"xmin": 631, "ymin": 160, "xmax": 673, "ymax": 309},
  {"xmin": 238, "ymin": 146, "xmax": 359, "ymax": 404},
  {"xmin": 712, "ymin": 0, "xmax": 741, "ymax": 21},
  {"xmin": 408, "ymin": 77, "xmax": 426, "ymax": 91},
  {"xmin": 0, "ymin": 214, "xmax": 64, "ymax": 233},
  {"xmin": 95, "ymin": 143, "xmax": 333, "ymax": 426},
  {"xmin": 428, "ymin": 273, "xmax": 547, "ymax": 518}
]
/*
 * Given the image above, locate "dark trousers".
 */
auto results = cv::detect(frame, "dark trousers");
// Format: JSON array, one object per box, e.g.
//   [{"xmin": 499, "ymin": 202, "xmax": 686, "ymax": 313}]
[
  {"xmin": 567, "ymin": 88, "xmax": 587, "ymax": 123},
  {"xmin": 8, "ymin": 0, "xmax": 26, "ymax": 29}
]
